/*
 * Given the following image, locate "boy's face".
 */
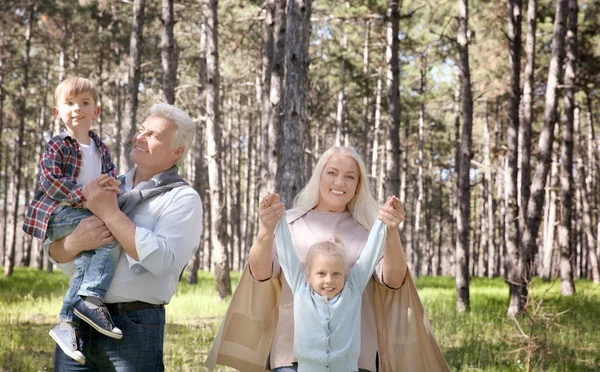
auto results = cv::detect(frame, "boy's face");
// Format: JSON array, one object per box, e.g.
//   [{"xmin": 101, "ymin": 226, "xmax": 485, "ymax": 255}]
[
  {"xmin": 307, "ymin": 253, "xmax": 346, "ymax": 299},
  {"xmin": 54, "ymin": 91, "xmax": 99, "ymax": 136}
]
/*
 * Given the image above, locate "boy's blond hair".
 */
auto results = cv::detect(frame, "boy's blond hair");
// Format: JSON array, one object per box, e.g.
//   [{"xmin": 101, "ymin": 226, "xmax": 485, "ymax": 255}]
[
  {"xmin": 305, "ymin": 235, "xmax": 349, "ymax": 275},
  {"xmin": 54, "ymin": 77, "xmax": 98, "ymax": 105}
]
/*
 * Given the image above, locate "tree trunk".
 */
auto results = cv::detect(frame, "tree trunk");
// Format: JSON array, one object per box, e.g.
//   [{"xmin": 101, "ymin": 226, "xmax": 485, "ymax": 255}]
[
  {"xmin": 385, "ymin": 0, "xmax": 400, "ymax": 198},
  {"xmin": 484, "ymin": 101, "xmax": 496, "ymax": 277},
  {"xmin": 260, "ymin": 0, "xmax": 275, "ymax": 198},
  {"xmin": 361, "ymin": 21, "xmax": 371, "ymax": 165},
  {"xmin": 557, "ymin": 0, "xmax": 577, "ymax": 296},
  {"xmin": 5, "ymin": 6, "xmax": 34, "ymax": 277},
  {"xmin": 413, "ymin": 51, "xmax": 426, "ymax": 277},
  {"xmin": 121, "ymin": 0, "xmax": 145, "ymax": 171},
  {"xmin": 505, "ymin": 0, "xmax": 523, "ymax": 317},
  {"xmin": 53, "ymin": 24, "xmax": 68, "ymax": 136},
  {"xmin": 266, "ymin": 0, "xmax": 285, "ymax": 193},
  {"xmin": 161, "ymin": 0, "xmax": 176, "ymax": 104},
  {"xmin": 235, "ymin": 104, "xmax": 243, "ymax": 270},
  {"xmin": 0, "ymin": 31, "xmax": 5, "ymax": 262},
  {"xmin": 335, "ymin": 29, "xmax": 347, "ymax": 147},
  {"xmin": 541, "ymin": 126, "xmax": 560, "ymax": 280},
  {"xmin": 520, "ymin": 0, "xmax": 536, "ymax": 240},
  {"xmin": 583, "ymin": 91, "xmax": 600, "ymax": 282},
  {"xmin": 455, "ymin": 0, "xmax": 473, "ymax": 312},
  {"xmin": 521, "ymin": 0, "xmax": 568, "ymax": 302},
  {"xmin": 188, "ymin": 20, "xmax": 208, "ymax": 284},
  {"xmin": 204, "ymin": 0, "xmax": 231, "ymax": 298},
  {"xmin": 451, "ymin": 68, "xmax": 461, "ymax": 278},
  {"xmin": 371, "ymin": 71, "xmax": 382, "ymax": 186},
  {"xmin": 244, "ymin": 116, "xmax": 255, "ymax": 262},
  {"xmin": 278, "ymin": 0, "xmax": 311, "ymax": 207}
]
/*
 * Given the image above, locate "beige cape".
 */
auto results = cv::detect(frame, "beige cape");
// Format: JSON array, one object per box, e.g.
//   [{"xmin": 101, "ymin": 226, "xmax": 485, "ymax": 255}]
[{"xmin": 206, "ymin": 212, "xmax": 449, "ymax": 372}]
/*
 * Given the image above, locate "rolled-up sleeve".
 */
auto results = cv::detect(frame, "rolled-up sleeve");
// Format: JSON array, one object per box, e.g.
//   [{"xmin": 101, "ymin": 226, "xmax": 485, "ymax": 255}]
[
  {"xmin": 128, "ymin": 188, "xmax": 203, "ymax": 277},
  {"xmin": 43, "ymin": 238, "xmax": 77, "ymax": 276}
]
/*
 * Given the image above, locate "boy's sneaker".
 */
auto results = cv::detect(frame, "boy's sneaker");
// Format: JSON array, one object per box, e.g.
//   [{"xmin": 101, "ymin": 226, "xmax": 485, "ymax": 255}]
[
  {"xmin": 49, "ymin": 323, "xmax": 85, "ymax": 365},
  {"xmin": 74, "ymin": 300, "xmax": 123, "ymax": 339}
]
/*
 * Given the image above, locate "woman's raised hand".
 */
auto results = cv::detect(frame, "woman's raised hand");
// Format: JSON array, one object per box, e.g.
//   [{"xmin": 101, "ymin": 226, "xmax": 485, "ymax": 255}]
[
  {"xmin": 378, "ymin": 195, "xmax": 406, "ymax": 229},
  {"xmin": 258, "ymin": 193, "xmax": 285, "ymax": 232}
]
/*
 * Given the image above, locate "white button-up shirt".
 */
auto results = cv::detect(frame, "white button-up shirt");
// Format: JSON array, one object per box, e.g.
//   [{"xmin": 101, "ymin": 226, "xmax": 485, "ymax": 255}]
[{"xmin": 47, "ymin": 167, "xmax": 203, "ymax": 304}]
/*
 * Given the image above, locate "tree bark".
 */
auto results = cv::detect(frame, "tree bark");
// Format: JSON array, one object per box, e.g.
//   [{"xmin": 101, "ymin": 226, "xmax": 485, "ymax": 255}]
[
  {"xmin": 361, "ymin": 21, "xmax": 371, "ymax": 164},
  {"xmin": 484, "ymin": 101, "xmax": 496, "ymax": 278},
  {"xmin": 121, "ymin": 0, "xmax": 145, "ymax": 171},
  {"xmin": 188, "ymin": 20, "xmax": 208, "ymax": 284},
  {"xmin": 5, "ymin": 6, "xmax": 34, "ymax": 277},
  {"xmin": 505, "ymin": 0, "xmax": 523, "ymax": 317},
  {"xmin": 266, "ymin": 0, "xmax": 286, "ymax": 193},
  {"xmin": 455, "ymin": 0, "xmax": 473, "ymax": 312},
  {"xmin": 541, "ymin": 126, "xmax": 560, "ymax": 280},
  {"xmin": 371, "ymin": 72, "xmax": 382, "ymax": 185},
  {"xmin": 583, "ymin": 91, "xmax": 600, "ymax": 282},
  {"xmin": 413, "ymin": 52, "xmax": 426, "ymax": 277},
  {"xmin": 161, "ymin": 0, "xmax": 176, "ymax": 104},
  {"xmin": 335, "ymin": 29, "xmax": 347, "ymax": 147},
  {"xmin": 385, "ymin": 0, "xmax": 400, "ymax": 198},
  {"xmin": 278, "ymin": 0, "xmax": 311, "ymax": 207},
  {"xmin": 520, "ymin": 0, "xmax": 536, "ymax": 238},
  {"xmin": 557, "ymin": 0, "xmax": 577, "ymax": 296},
  {"xmin": 521, "ymin": 0, "xmax": 568, "ymax": 302},
  {"xmin": 260, "ymin": 0, "xmax": 275, "ymax": 198},
  {"xmin": 204, "ymin": 0, "xmax": 231, "ymax": 298}
]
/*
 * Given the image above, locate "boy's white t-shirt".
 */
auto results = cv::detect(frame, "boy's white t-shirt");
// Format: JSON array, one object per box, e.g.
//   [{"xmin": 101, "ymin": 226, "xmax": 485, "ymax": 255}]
[{"xmin": 77, "ymin": 138, "xmax": 102, "ymax": 186}]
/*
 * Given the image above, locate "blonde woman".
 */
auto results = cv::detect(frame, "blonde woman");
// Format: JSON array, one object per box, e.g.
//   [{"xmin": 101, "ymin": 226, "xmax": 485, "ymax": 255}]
[{"xmin": 207, "ymin": 146, "xmax": 448, "ymax": 372}]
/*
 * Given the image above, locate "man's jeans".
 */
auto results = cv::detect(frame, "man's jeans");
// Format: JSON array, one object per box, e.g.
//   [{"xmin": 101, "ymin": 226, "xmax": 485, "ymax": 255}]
[
  {"xmin": 53, "ymin": 307, "xmax": 166, "ymax": 371},
  {"xmin": 47, "ymin": 206, "xmax": 121, "ymax": 322}
]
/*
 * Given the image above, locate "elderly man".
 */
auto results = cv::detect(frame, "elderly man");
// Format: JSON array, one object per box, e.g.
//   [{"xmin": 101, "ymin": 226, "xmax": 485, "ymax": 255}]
[{"xmin": 47, "ymin": 103, "xmax": 203, "ymax": 371}]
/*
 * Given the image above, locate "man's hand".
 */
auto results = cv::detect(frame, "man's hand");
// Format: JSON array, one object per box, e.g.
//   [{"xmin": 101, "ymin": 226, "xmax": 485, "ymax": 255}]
[
  {"xmin": 82, "ymin": 177, "xmax": 119, "ymax": 220},
  {"xmin": 96, "ymin": 174, "xmax": 121, "ymax": 195}
]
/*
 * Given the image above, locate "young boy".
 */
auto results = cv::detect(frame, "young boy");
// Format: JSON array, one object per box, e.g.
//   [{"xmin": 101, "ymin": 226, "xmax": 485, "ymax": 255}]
[
  {"xmin": 274, "ymin": 203, "xmax": 389, "ymax": 372},
  {"xmin": 23, "ymin": 77, "xmax": 122, "ymax": 365}
]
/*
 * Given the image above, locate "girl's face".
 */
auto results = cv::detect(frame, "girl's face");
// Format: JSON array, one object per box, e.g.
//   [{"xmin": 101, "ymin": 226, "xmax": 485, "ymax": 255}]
[
  {"xmin": 314, "ymin": 152, "xmax": 360, "ymax": 213},
  {"xmin": 307, "ymin": 253, "xmax": 346, "ymax": 299}
]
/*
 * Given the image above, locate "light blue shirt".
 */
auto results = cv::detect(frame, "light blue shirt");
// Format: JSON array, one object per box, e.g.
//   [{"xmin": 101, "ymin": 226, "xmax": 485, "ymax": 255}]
[
  {"xmin": 46, "ymin": 167, "xmax": 203, "ymax": 304},
  {"xmin": 275, "ymin": 217, "xmax": 387, "ymax": 372}
]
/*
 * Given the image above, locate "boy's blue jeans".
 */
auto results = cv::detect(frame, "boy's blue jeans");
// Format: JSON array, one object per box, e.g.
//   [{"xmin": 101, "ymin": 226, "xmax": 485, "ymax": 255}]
[{"xmin": 47, "ymin": 206, "xmax": 121, "ymax": 323}]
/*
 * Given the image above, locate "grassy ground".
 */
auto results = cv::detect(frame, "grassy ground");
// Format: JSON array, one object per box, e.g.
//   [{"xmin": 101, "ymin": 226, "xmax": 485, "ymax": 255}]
[{"xmin": 0, "ymin": 268, "xmax": 599, "ymax": 371}]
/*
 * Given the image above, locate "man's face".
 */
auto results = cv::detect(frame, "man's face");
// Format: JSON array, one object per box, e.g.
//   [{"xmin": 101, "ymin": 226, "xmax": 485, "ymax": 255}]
[{"xmin": 130, "ymin": 114, "xmax": 183, "ymax": 174}]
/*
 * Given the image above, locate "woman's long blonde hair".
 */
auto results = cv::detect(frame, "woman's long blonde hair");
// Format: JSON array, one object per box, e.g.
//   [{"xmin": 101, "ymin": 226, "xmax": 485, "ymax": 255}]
[{"xmin": 293, "ymin": 146, "xmax": 378, "ymax": 230}]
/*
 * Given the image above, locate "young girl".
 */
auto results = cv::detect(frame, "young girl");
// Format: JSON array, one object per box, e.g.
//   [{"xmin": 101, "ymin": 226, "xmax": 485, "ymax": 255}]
[{"xmin": 274, "ymin": 211, "xmax": 388, "ymax": 372}]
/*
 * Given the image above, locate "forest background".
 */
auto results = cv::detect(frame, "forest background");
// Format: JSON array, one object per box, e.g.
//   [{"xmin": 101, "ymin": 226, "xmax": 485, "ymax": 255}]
[{"xmin": 0, "ymin": 0, "xmax": 600, "ymax": 370}]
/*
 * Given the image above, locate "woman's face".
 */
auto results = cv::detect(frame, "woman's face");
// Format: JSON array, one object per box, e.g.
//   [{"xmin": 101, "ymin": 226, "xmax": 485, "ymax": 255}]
[{"xmin": 314, "ymin": 152, "xmax": 360, "ymax": 213}]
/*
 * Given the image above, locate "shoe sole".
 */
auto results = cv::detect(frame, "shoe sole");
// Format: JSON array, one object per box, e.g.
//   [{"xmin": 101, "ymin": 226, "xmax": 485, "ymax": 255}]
[
  {"xmin": 49, "ymin": 329, "xmax": 86, "ymax": 365},
  {"xmin": 74, "ymin": 308, "xmax": 123, "ymax": 339}
]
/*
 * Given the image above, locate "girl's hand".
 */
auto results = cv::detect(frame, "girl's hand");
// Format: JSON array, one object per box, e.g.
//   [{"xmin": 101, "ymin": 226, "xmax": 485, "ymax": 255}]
[
  {"xmin": 378, "ymin": 195, "xmax": 406, "ymax": 229},
  {"xmin": 258, "ymin": 193, "xmax": 285, "ymax": 232}
]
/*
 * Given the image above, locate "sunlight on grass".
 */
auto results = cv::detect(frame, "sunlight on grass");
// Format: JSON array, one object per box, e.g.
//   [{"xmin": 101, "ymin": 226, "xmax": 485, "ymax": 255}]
[{"xmin": 1, "ymin": 267, "xmax": 599, "ymax": 371}]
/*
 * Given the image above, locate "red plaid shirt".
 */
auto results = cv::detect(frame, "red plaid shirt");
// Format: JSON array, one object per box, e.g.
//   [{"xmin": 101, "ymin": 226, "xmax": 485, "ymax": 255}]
[{"xmin": 22, "ymin": 131, "xmax": 116, "ymax": 239}]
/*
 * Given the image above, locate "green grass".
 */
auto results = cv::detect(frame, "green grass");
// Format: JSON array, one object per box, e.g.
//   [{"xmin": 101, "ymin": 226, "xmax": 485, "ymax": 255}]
[{"xmin": 1, "ymin": 268, "xmax": 599, "ymax": 371}]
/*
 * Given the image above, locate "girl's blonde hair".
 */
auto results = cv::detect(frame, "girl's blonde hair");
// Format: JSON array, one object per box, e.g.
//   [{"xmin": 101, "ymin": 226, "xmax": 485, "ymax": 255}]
[
  {"xmin": 305, "ymin": 235, "xmax": 348, "ymax": 274},
  {"xmin": 294, "ymin": 146, "xmax": 378, "ymax": 229}
]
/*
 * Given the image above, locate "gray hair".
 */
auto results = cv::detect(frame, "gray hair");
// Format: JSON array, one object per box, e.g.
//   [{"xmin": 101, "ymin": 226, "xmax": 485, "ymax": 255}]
[{"xmin": 148, "ymin": 103, "xmax": 195, "ymax": 167}]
